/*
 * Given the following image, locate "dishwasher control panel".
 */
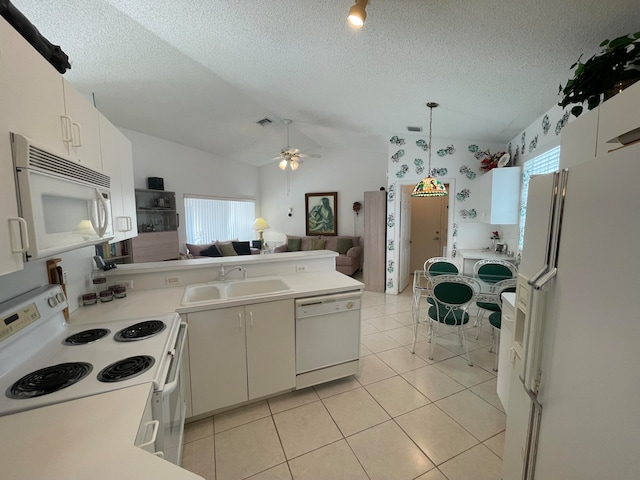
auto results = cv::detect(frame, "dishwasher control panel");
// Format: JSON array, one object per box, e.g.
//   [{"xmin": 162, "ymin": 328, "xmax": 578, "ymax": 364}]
[{"xmin": 295, "ymin": 292, "xmax": 361, "ymax": 319}]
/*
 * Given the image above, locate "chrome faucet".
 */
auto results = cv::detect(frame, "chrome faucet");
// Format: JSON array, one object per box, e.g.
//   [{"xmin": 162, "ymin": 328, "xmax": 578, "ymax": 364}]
[{"xmin": 219, "ymin": 265, "xmax": 247, "ymax": 281}]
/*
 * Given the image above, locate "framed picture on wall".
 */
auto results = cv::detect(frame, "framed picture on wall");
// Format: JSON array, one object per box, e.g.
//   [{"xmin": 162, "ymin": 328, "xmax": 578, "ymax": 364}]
[{"xmin": 305, "ymin": 192, "xmax": 338, "ymax": 236}]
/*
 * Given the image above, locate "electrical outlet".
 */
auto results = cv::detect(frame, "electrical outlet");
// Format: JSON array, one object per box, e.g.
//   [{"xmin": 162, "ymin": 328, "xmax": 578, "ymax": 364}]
[
  {"xmin": 62, "ymin": 270, "xmax": 68, "ymax": 284},
  {"xmin": 296, "ymin": 265, "xmax": 307, "ymax": 272},
  {"xmin": 165, "ymin": 275, "xmax": 182, "ymax": 285}
]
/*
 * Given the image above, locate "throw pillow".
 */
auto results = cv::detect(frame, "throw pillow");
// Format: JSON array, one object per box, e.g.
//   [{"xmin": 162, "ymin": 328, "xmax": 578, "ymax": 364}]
[
  {"xmin": 186, "ymin": 242, "xmax": 215, "ymax": 256},
  {"xmin": 309, "ymin": 238, "xmax": 326, "ymax": 250},
  {"xmin": 287, "ymin": 238, "xmax": 302, "ymax": 252},
  {"xmin": 200, "ymin": 244, "xmax": 222, "ymax": 257},
  {"xmin": 217, "ymin": 242, "xmax": 238, "ymax": 256},
  {"xmin": 232, "ymin": 241, "xmax": 252, "ymax": 255},
  {"xmin": 336, "ymin": 238, "xmax": 353, "ymax": 255}
]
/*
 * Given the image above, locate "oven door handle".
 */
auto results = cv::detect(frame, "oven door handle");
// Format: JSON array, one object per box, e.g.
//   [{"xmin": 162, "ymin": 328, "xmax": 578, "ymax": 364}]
[
  {"xmin": 137, "ymin": 420, "xmax": 160, "ymax": 449},
  {"xmin": 162, "ymin": 322, "xmax": 187, "ymax": 396}
]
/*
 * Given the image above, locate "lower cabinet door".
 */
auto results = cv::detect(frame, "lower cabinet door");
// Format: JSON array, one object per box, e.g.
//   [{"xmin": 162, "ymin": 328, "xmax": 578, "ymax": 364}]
[
  {"xmin": 187, "ymin": 308, "xmax": 248, "ymax": 416},
  {"xmin": 246, "ymin": 299, "xmax": 295, "ymax": 400}
]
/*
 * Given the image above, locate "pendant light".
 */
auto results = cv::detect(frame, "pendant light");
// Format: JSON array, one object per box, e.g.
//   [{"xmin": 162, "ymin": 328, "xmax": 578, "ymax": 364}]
[{"xmin": 411, "ymin": 102, "xmax": 448, "ymax": 197}]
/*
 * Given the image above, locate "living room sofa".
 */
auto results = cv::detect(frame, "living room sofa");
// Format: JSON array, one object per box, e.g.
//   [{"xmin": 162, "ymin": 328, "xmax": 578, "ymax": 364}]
[
  {"xmin": 184, "ymin": 240, "xmax": 260, "ymax": 258},
  {"xmin": 273, "ymin": 235, "xmax": 362, "ymax": 276}
]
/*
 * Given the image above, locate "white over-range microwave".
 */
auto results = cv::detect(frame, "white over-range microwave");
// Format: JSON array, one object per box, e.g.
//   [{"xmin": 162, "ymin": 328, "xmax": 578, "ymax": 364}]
[{"xmin": 10, "ymin": 132, "xmax": 114, "ymax": 260}]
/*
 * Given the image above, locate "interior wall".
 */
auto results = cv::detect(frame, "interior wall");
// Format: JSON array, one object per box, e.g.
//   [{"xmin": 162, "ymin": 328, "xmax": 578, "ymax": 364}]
[
  {"xmin": 258, "ymin": 146, "xmax": 387, "ymax": 245},
  {"xmin": 121, "ymin": 128, "xmax": 260, "ymax": 252},
  {"xmin": 386, "ymin": 134, "xmax": 505, "ymax": 293}
]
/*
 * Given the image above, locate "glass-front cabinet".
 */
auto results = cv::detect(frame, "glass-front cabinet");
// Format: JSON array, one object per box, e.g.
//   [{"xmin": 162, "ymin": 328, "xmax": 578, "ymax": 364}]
[{"xmin": 135, "ymin": 189, "xmax": 178, "ymax": 232}]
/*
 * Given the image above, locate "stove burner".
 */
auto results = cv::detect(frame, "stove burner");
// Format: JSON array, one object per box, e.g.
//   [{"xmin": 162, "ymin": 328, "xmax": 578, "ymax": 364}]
[
  {"xmin": 7, "ymin": 362, "xmax": 93, "ymax": 399},
  {"xmin": 114, "ymin": 320, "xmax": 166, "ymax": 342},
  {"xmin": 97, "ymin": 355, "xmax": 155, "ymax": 383},
  {"xmin": 63, "ymin": 328, "xmax": 110, "ymax": 345}
]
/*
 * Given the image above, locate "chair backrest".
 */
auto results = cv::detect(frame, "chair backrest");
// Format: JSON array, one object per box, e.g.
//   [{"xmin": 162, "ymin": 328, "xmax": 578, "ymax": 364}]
[
  {"xmin": 474, "ymin": 259, "xmax": 517, "ymax": 284},
  {"xmin": 424, "ymin": 257, "xmax": 459, "ymax": 277},
  {"xmin": 431, "ymin": 275, "xmax": 479, "ymax": 308},
  {"xmin": 491, "ymin": 278, "xmax": 517, "ymax": 306}
]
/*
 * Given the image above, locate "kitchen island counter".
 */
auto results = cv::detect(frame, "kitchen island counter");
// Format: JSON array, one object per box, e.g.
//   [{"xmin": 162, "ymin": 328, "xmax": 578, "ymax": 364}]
[{"xmin": 0, "ymin": 383, "xmax": 203, "ymax": 480}]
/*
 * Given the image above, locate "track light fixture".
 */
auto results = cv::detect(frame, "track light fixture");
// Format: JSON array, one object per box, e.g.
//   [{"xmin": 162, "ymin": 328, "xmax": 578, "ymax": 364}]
[{"xmin": 347, "ymin": 0, "xmax": 368, "ymax": 29}]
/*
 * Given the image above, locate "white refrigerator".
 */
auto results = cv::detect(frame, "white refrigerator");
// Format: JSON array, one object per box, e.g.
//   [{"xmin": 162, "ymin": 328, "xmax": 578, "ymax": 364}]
[{"xmin": 502, "ymin": 142, "xmax": 640, "ymax": 479}]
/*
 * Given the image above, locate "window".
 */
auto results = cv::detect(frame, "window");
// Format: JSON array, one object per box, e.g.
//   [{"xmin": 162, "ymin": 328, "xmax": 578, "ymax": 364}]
[
  {"xmin": 518, "ymin": 146, "xmax": 561, "ymax": 249},
  {"xmin": 184, "ymin": 195, "xmax": 256, "ymax": 244}
]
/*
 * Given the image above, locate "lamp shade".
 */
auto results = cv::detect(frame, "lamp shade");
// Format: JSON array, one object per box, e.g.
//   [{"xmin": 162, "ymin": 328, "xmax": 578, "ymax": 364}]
[
  {"xmin": 252, "ymin": 217, "xmax": 270, "ymax": 231},
  {"xmin": 411, "ymin": 177, "xmax": 448, "ymax": 197}
]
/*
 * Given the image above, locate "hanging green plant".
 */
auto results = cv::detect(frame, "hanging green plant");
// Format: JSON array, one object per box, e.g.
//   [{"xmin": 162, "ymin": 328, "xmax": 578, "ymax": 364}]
[{"xmin": 558, "ymin": 32, "xmax": 640, "ymax": 117}]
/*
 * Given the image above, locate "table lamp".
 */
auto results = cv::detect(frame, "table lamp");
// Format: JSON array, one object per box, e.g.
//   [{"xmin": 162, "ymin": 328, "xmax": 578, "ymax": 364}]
[{"xmin": 252, "ymin": 217, "xmax": 270, "ymax": 250}]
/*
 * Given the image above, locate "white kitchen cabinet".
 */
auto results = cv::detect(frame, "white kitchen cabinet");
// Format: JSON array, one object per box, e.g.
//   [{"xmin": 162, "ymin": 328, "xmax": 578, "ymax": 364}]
[
  {"xmin": 497, "ymin": 293, "xmax": 516, "ymax": 411},
  {"xmin": 0, "ymin": 18, "xmax": 101, "ymax": 170},
  {"xmin": 596, "ymin": 80, "xmax": 640, "ymax": 157},
  {"xmin": 477, "ymin": 167, "xmax": 521, "ymax": 225},
  {"xmin": 501, "ymin": 346, "xmax": 528, "ymax": 480},
  {"xmin": 559, "ymin": 107, "xmax": 599, "ymax": 168},
  {"xmin": 186, "ymin": 299, "xmax": 295, "ymax": 416},
  {"xmin": 99, "ymin": 114, "xmax": 137, "ymax": 242},
  {"xmin": 62, "ymin": 79, "xmax": 102, "ymax": 171}
]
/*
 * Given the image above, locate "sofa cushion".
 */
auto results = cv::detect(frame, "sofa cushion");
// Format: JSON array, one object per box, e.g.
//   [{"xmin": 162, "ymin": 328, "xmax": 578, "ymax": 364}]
[
  {"xmin": 186, "ymin": 242, "xmax": 216, "ymax": 256},
  {"xmin": 286, "ymin": 235, "xmax": 313, "ymax": 251},
  {"xmin": 232, "ymin": 241, "xmax": 252, "ymax": 255},
  {"xmin": 336, "ymin": 237, "xmax": 353, "ymax": 255},
  {"xmin": 287, "ymin": 238, "xmax": 302, "ymax": 252},
  {"xmin": 218, "ymin": 242, "xmax": 238, "ymax": 256},
  {"xmin": 200, "ymin": 244, "xmax": 222, "ymax": 257},
  {"xmin": 309, "ymin": 238, "xmax": 326, "ymax": 250}
]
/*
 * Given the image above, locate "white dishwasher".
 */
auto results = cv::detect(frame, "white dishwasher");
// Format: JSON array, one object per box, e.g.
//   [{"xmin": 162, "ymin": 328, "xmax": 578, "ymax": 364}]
[{"xmin": 295, "ymin": 291, "xmax": 361, "ymax": 387}]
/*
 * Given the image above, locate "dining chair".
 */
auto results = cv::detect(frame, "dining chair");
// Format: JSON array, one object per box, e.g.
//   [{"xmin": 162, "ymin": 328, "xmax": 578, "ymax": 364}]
[
  {"xmin": 477, "ymin": 279, "xmax": 517, "ymax": 372},
  {"xmin": 411, "ymin": 258, "xmax": 460, "ymax": 353},
  {"xmin": 473, "ymin": 260, "xmax": 517, "ymax": 339},
  {"xmin": 425, "ymin": 274, "xmax": 480, "ymax": 366}
]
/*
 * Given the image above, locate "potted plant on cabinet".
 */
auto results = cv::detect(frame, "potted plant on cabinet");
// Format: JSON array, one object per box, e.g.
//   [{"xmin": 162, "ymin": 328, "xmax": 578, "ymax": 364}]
[{"xmin": 558, "ymin": 32, "xmax": 640, "ymax": 117}]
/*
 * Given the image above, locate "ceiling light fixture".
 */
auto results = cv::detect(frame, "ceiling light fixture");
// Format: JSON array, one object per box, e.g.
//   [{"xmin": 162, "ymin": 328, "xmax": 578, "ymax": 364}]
[
  {"xmin": 411, "ymin": 102, "xmax": 448, "ymax": 197},
  {"xmin": 347, "ymin": 0, "xmax": 368, "ymax": 29}
]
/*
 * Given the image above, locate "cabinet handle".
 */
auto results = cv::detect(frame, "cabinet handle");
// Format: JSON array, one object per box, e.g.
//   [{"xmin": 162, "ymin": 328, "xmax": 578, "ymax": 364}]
[
  {"xmin": 9, "ymin": 217, "xmax": 29, "ymax": 253},
  {"xmin": 238, "ymin": 312, "xmax": 243, "ymax": 330},
  {"xmin": 60, "ymin": 115, "xmax": 73, "ymax": 143},
  {"xmin": 71, "ymin": 122, "xmax": 82, "ymax": 147},
  {"xmin": 126, "ymin": 216, "xmax": 133, "ymax": 232},
  {"xmin": 249, "ymin": 311, "xmax": 254, "ymax": 328}
]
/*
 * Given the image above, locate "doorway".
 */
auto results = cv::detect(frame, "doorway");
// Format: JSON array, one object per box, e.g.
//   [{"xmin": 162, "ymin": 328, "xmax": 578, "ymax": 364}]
[{"xmin": 403, "ymin": 184, "xmax": 449, "ymax": 273}]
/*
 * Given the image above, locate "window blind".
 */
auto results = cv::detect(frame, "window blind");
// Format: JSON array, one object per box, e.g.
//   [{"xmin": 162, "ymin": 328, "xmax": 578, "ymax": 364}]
[{"xmin": 184, "ymin": 196, "xmax": 256, "ymax": 244}]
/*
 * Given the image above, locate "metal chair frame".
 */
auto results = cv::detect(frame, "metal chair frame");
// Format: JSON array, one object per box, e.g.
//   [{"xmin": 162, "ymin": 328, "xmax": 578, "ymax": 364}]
[
  {"xmin": 411, "ymin": 258, "xmax": 460, "ymax": 353},
  {"xmin": 473, "ymin": 259, "xmax": 517, "ymax": 283},
  {"xmin": 425, "ymin": 274, "xmax": 480, "ymax": 366}
]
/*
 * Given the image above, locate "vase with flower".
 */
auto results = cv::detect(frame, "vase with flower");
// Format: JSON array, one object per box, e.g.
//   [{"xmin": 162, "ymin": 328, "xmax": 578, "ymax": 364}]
[{"xmin": 490, "ymin": 231, "xmax": 500, "ymax": 250}]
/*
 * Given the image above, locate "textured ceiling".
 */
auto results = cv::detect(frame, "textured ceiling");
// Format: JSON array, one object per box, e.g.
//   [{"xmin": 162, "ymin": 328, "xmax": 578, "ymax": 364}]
[{"xmin": 11, "ymin": 0, "xmax": 640, "ymax": 166}]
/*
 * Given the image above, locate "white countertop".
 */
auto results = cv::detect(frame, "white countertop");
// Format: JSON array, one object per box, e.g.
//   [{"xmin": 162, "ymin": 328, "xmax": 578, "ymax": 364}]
[
  {"xmin": 0, "ymin": 384, "xmax": 202, "ymax": 480},
  {"xmin": 458, "ymin": 249, "xmax": 516, "ymax": 261},
  {"xmin": 70, "ymin": 270, "xmax": 364, "ymax": 322}
]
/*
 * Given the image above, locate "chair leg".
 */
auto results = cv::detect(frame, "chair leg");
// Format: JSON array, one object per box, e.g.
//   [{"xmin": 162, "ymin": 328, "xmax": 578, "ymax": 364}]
[
  {"xmin": 460, "ymin": 325, "xmax": 473, "ymax": 366},
  {"xmin": 493, "ymin": 328, "xmax": 500, "ymax": 372},
  {"xmin": 428, "ymin": 320, "xmax": 439, "ymax": 360},
  {"xmin": 475, "ymin": 309, "xmax": 485, "ymax": 340},
  {"xmin": 411, "ymin": 297, "xmax": 420, "ymax": 354}
]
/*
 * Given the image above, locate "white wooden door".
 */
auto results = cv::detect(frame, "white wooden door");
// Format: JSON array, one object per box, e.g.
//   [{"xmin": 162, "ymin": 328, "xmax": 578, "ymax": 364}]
[
  {"xmin": 0, "ymin": 18, "xmax": 67, "ymax": 157},
  {"xmin": 398, "ymin": 185, "xmax": 412, "ymax": 292},
  {"xmin": 187, "ymin": 308, "xmax": 248, "ymax": 416},
  {"xmin": 99, "ymin": 114, "xmax": 137, "ymax": 242},
  {"xmin": 63, "ymin": 79, "xmax": 102, "ymax": 170},
  {"xmin": 246, "ymin": 300, "xmax": 295, "ymax": 399}
]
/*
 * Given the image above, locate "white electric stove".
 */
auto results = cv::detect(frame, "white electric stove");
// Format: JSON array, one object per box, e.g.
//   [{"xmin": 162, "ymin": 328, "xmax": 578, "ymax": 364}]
[{"xmin": 0, "ymin": 285, "xmax": 182, "ymax": 418}]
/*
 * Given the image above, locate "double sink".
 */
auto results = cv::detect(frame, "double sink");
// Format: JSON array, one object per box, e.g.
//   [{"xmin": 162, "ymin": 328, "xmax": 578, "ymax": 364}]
[{"xmin": 181, "ymin": 277, "xmax": 293, "ymax": 305}]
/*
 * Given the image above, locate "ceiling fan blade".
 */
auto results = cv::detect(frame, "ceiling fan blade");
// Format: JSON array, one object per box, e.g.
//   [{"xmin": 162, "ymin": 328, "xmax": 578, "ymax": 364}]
[{"xmin": 302, "ymin": 153, "xmax": 321, "ymax": 158}]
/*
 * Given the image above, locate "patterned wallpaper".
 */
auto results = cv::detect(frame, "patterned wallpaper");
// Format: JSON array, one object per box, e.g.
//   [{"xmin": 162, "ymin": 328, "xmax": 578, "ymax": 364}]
[{"xmin": 385, "ymin": 135, "xmax": 503, "ymax": 293}]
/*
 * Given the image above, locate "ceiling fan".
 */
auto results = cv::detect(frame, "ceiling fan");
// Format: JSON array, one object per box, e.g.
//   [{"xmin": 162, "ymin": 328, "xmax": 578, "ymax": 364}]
[{"xmin": 273, "ymin": 119, "xmax": 320, "ymax": 170}]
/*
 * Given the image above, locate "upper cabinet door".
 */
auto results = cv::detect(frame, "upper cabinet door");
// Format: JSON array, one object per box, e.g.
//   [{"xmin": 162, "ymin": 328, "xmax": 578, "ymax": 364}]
[
  {"xmin": 0, "ymin": 18, "xmax": 67, "ymax": 157},
  {"xmin": 99, "ymin": 114, "xmax": 137, "ymax": 241},
  {"xmin": 62, "ymin": 80, "xmax": 102, "ymax": 171},
  {"xmin": 478, "ymin": 167, "xmax": 521, "ymax": 225}
]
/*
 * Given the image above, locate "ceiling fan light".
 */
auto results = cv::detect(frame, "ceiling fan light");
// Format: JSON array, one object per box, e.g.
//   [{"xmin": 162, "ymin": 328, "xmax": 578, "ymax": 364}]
[
  {"xmin": 290, "ymin": 159, "xmax": 299, "ymax": 171},
  {"xmin": 347, "ymin": 0, "xmax": 367, "ymax": 28},
  {"xmin": 279, "ymin": 159, "xmax": 288, "ymax": 170}
]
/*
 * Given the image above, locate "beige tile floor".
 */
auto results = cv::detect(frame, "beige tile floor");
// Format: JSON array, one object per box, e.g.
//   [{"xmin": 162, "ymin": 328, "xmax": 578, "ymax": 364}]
[{"xmin": 181, "ymin": 287, "xmax": 506, "ymax": 480}]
